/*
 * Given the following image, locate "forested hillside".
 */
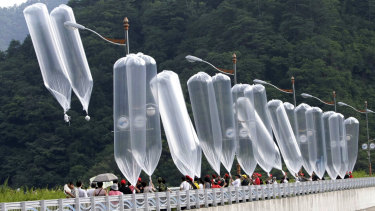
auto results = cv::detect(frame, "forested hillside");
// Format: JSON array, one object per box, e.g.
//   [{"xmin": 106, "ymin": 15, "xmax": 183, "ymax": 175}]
[
  {"xmin": 1, "ymin": 0, "xmax": 375, "ymax": 188},
  {"xmin": 0, "ymin": 0, "xmax": 68, "ymax": 50}
]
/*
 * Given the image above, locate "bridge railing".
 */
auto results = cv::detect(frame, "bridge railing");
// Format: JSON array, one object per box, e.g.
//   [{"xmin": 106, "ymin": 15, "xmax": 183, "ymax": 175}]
[{"xmin": 2, "ymin": 177, "xmax": 375, "ymax": 211}]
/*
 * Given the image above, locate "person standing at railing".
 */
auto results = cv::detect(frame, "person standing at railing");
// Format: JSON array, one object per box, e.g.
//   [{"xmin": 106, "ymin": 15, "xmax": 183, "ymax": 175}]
[
  {"xmin": 180, "ymin": 176, "xmax": 193, "ymax": 190},
  {"xmin": 108, "ymin": 184, "xmax": 123, "ymax": 196},
  {"xmin": 119, "ymin": 179, "xmax": 132, "ymax": 194},
  {"xmin": 241, "ymin": 175, "xmax": 250, "ymax": 186},
  {"xmin": 187, "ymin": 176, "xmax": 198, "ymax": 189},
  {"xmin": 258, "ymin": 173, "xmax": 264, "ymax": 184},
  {"xmin": 156, "ymin": 177, "xmax": 168, "ymax": 192},
  {"xmin": 193, "ymin": 176, "xmax": 200, "ymax": 189},
  {"xmin": 136, "ymin": 178, "xmax": 143, "ymax": 193},
  {"xmin": 94, "ymin": 182, "xmax": 107, "ymax": 196},
  {"xmin": 280, "ymin": 173, "xmax": 289, "ymax": 183},
  {"xmin": 252, "ymin": 173, "xmax": 261, "ymax": 185},
  {"xmin": 211, "ymin": 174, "xmax": 217, "ymax": 183},
  {"xmin": 231, "ymin": 174, "xmax": 241, "ymax": 187},
  {"xmin": 349, "ymin": 172, "xmax": 353, "ymax": 178},
  {"xmin": 144, "ymin": 180, "xmax": 157, "ymax": 193},
  {"xmin": 217, "ymin": 175, "xmax": 225, "ymax": 187},
  {"xmin": 211, "ymin": 181, "xmax": 221, "ymax": 188},
  {"xmin": 87, "ymin": 182, "xmax": 96, "ymax": 197},
  {"xmin": 296, "ymin": 171, "xmax": 308, "ymax": 182},
  {"xmin": 63, "ymin": 182, "xmax": 76, "ymax": 198},
  {"xmin": 312, "ymin": 172, "xmax": 320, "ymax": 181},
  {"xmin": 204, "ymin": 176, "xmax": 211, "ymax": 189},
  {"xmin": 76, "ymin": 181, "xmax": 88, "ymax": 198},
  {"xmin": 266, "ymin": 174, "xmax": 276, "ymax": 184},
  {"xmin": 198, "ymin": 178, "xmax": 204, "ymax": 189},
  {"xmin": 223, "ymin": 174, "xmax": 230, "ymax": 187}
]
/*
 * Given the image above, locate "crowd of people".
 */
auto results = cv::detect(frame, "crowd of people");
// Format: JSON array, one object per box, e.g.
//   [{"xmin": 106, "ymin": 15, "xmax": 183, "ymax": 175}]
[
  {"xmin": 178, "ymin": 172, "xmax": 288, "ymax": 191},
  {"xmin": 63, "ymin": 177, "xmax": 169, "ymax": 198},
  {"xmin": 63, "ymin": 171, "xmax": 354, "ymax": 198}
]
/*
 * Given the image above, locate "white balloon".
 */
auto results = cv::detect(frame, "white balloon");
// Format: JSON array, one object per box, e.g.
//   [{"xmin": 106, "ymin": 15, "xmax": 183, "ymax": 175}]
[
  {"xmin": 344, "ymin": 117, "xmax": 359, "ymax": 172},
  {"xmin": 188, "ymin": 72, "xmax": 222, "ymax": 174},
  {"xmin": 267, "ymin": 99, "xmax": 303, "ymax": 177},
  {"xmin": 243, "ymin": 85, "xmax": 282, "ymax": 173},
  {"xmin": 50, "ymin": 4, "xmax": 93, "ymax": 115},
  {"xmin": 329, "ymin": 113, "xmax": 348, "ymax": 179},
  {"xmin": 212, "ymin": 73, "xmax": 236, "ymax": 174},
  {"xmin": 151, "ymin": 71, "xmax": 201, "ymax": 178},
  {"xmin": 323, "ymin": 111, "xmax": 339, "ymax": 180},
  {"xmin": 231, "ymin": 84, "xmax": 257, "ymax": 175},
  {"xmin": 295, "ymin": 103, "xmax": 314, "ymax": 175},
  {"xmin": 306, "ymin": 107, "xmax": 327, "ymax": 179},
  {"xmin": 235, "ymin": 96, "xmax": 257, "ymax": 175},
  {"xmin": 24, "ymin": 3, "xmax": 71, "ymax": 116},
  {"xmin": 136, "ymin": 53, "xmax": 162, "ymax": 176}
]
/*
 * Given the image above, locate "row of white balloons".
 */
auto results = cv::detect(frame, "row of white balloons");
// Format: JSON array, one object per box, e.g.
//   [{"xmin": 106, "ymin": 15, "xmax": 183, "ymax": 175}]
[
  {"xmin": 24, "ymin": 3, "xmax": 359, "ymax": 184},
  {"xmin": 159, "ymin": 69, "xmax": 359, "ymax": 180}
]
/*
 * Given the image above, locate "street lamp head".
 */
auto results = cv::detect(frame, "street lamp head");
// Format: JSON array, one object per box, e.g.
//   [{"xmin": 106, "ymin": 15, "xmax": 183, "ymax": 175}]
[
  {"xmin": 253, "ymin": 79, "xmax": 267, "ymax": 85},
  {"xmin": 232, "ymin": 53, "xmax": 237, "ymax": 64},
  {"xmin": 367, "ymin": 109, "xmax": 375, "ymax": 114},
  {"xmin": 337, "ymin": 102, "xmax": 347, "ymax": 106},
  {"xmin": 301, "ymin": 93, "xmax": 312, "ymax": 98},
  {"xmin": 123, "ymin": 17, "xmax": 129, "ymax": 30},
  {"xmin": 64, "ymin": 21, "xmax": 85, "ymax": 30},
  {"xmin": 185, "ymin": 55, "xmax": 203, "ymax": 63}
]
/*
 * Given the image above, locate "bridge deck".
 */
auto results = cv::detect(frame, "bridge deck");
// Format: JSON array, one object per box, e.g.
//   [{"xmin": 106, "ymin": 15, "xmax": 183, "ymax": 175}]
[{"xmin": 2, "ymin": 177, "xmax": 375, "ymax": 211}]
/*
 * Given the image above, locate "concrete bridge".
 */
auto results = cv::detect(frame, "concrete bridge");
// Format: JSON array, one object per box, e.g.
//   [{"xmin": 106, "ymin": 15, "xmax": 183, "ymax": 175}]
[{"xmin": 2, "ymin": 177, "xmax": 375, "ymax": 211}]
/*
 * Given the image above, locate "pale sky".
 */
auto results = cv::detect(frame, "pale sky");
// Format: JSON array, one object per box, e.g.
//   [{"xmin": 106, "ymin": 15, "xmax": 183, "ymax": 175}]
[{"xmin": 0, "ymin": 0, "xmax": 28, "ymax": 8}]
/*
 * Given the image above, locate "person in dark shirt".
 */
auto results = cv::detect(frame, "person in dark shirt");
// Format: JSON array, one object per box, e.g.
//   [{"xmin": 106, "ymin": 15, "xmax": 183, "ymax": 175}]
[
  {"xmin": 223, "ymin": 173, "xmax": 230, "ymax": 187},
  {"xmin": 344, "ymin": 172, "xmax": 350, "ymax": 179},
  {"xmin": 312, "ymin": 172, "xmax": 320, "ymax": 181},
  {"xmin": 156, "ymin": 177, "xmax": 167, "ymax": 192},
  {"xmin": 136, "ymin": 178, "xmax": 144, "ymax": 193},
  {"xmin": 119, "ymin": 179, "xmax": 132, "ymax": 194},
  {"xmin": 241, "ymin": 175, "xmax": 249, "ymax": 186}
]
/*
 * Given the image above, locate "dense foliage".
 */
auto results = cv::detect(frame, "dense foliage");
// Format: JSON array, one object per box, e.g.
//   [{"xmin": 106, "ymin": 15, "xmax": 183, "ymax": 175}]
[
  {"xmin": 0, "ymin": 0, "xmax": 68, "ymax": 50},
  {"xmin": 1, "ymin": 0, "xmax": 375, "ymax": 188}
]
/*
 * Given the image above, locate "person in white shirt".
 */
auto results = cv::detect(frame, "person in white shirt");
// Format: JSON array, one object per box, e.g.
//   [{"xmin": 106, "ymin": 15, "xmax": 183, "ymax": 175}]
[
  {"xmin": 180, "ymin": 176, "xmax": 192, "ymax": 190},
  {"xmin": 273, "ymin": 177, "xmax": 278, "ymax": 184},
  {"xmin": 76, "ymin": 181, "xmax": 88, "ymax": 198},
  {"xmin": 86, "ymin": 182, "xmax": 96, "ymax": 197},
  {"xmin": 231, "ymin": 175, "xmax": 241, "ymax": 187},
  {"xmin": 281, "ymin": 175, "xmax": 289, "ymax": 183}
]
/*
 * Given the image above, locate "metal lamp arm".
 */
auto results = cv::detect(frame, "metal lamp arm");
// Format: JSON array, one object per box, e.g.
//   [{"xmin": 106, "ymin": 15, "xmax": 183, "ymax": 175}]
[
  {"xmin": 310, "ymin": 95, "xmax": 334, "ymax": 106},
  {"xmin": 340, "ymin": 103, "xmax": 366, "ymax": 114},
  {"xmin": 85, "ymin": 27, "xmax": 126, "ymax": 46},
  {"xmin": 267, "ymin": 82, "xmax": 293, "ymax": 94},
  {"xmin": 202, "ymin": 60, "xmax": 234, "ymax": 76}
]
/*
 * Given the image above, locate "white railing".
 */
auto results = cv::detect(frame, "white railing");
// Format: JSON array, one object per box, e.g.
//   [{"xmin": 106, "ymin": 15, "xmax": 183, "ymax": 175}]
[{"xmin": 2, "ymin": 177, "xmax": 375, "ymax": 211}]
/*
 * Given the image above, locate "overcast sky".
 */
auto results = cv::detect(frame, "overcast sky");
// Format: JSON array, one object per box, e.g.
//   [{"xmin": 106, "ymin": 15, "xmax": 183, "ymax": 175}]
[{"xmin": 0, "ymin": 0, "xmax": 28, "ymax": 8}]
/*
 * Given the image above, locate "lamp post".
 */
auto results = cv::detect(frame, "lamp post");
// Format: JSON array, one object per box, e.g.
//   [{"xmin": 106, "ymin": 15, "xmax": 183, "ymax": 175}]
[
  {"xmin": 185, "ymin": 54, "xmax": 236, "ymax": 84},
  {"xmin": 301, "ymin": 91, "xmax": 337, "ymax": 112},
  {"xmin": 253, "ymin": 76, "xmax": 296, "ymax": 107},
  {"xmin": 338, "ymin": 101, "xmax": 375, "ymax": 176},
  {"xmin": 64, "ymin": 18, "xmax": 129, "ymax": 55}
]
